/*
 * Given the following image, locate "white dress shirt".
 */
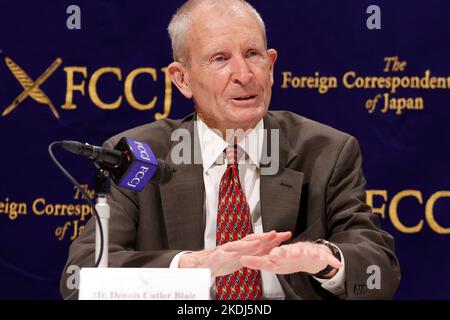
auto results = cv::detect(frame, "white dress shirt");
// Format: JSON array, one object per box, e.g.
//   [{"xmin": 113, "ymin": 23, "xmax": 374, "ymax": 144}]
[{"xmin": 170, "ymin": 117, "xmax": 346, "ymax": 299}]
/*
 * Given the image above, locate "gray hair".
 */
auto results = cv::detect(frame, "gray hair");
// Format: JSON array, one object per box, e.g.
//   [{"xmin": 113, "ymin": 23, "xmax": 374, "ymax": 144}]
[{"xmin": 167, "ymin": 0, "xmax": 267, "ymax": 64}]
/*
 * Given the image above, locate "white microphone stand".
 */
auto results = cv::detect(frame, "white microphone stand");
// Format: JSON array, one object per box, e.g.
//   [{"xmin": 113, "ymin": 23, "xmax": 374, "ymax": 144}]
[{"xmin": 94, "ymin": 168, "xmax": 110, "ymax": 268}]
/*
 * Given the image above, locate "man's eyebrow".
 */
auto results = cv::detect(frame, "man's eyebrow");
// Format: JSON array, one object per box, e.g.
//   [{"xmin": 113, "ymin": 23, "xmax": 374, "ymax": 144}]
[
  {"xmin": 203, "ymin": 47, "xmax": 228, "ymax": 58},
  {"xmin": 201, "ymin": 43, "xmax": 264, "ymax": 59},
  {"xmin": 246, "ymin": 43, "xmax": 264, "ymax": 50},
  {"xmin": 211, "ymin": 48, "xmax": 227, "ymax": 54}
]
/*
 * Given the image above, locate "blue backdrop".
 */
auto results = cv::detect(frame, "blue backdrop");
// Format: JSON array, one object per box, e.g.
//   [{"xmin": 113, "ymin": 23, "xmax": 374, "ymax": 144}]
[{"xmin": 0, "ymin": 0, "xmax": 449, "ymax": 299}]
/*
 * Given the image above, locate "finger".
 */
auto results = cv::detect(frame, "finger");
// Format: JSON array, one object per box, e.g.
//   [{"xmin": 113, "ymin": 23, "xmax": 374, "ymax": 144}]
[
  {"xmin": 222, "ymin": 232, "xmax": 291, "ymax": 256},
  {"xmin": 263, "ymin": 230, "xmax": 277, "ymax": 241},
  {"xmin": 251, "ymin": 235, "xmax": 283, "ymax": 255},
  {"xmin": 240, "ymin": 255, "xmax": 280, "ymax": 272},
  {"xmin": 325, "ymin": 254, "xmax": 343, "ymax": 269},
  {"xmin": 277, "ymin": 231, "xmax": 292, "ymax": 241},
  {"xmin": 236, "ymin": 232, "xmax": 279, "ymax": 256},
  {"xmin": 256, "ymin": 231, "xmax": 292, "ymax": 248},
  {"xmin": 221, "ymin": 239, "xmax": 261, "ymax": 253},
  {"xmin": 244, "ymin": 235, "xmax": 289, "ymax": 256},
  {"xmin": 262, "ymin": 231, "xmax": 291, "ymax": 246},
  {"xmin": 244, "ymin": 230, "xmax": 276, "ymax": 241},
  {"xmin": 270, "ymin": 232, "xmax": 293, "ymax": 247},
  {"xmin": 316, "ymin": 244, "xmax": 343, "ymax": 269}
]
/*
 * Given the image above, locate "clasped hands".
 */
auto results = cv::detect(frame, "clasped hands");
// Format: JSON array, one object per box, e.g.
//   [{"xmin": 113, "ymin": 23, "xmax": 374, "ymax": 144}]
[{"xmin": 179, "ymin": 230, "xmax": 342, "ymax": 278}]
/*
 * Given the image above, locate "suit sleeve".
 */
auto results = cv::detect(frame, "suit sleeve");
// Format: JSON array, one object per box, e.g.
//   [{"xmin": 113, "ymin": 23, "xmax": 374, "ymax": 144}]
[
  {"xmin": 326, "ymin": 135, "xmax": 401, "ymax": 299},
  {"xmin": 59, "ymin": 139, "xmax": 182, "ymax": 300}
]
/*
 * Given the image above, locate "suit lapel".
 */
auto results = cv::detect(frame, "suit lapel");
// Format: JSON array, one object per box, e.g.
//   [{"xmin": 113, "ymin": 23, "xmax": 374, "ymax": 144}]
[
  {"xmin": 260, "ymin": 113, "xmax": 304, "ymax": 234},
  {"xmin": 260, "ymin": 168, "xmax": 304, "ymax": 234},
  {"xmin": 159, "ymin": 114, "xmax": 205, "ymax": 250}
]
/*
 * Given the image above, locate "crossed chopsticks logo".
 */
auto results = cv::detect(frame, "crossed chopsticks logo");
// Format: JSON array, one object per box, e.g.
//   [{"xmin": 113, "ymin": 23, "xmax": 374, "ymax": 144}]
[{"xmin": 2, "ymin": 57, "xmax": 62, "ymax": 119}]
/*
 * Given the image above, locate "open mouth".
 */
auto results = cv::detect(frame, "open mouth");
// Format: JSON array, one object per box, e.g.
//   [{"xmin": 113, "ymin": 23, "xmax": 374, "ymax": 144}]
[{"xmin": 233, "ymin": 95, "xmax": 257, "ymax": 101}]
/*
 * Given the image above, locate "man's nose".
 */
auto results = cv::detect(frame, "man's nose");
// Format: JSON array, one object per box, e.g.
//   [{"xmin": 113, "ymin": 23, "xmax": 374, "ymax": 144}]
[{"xmin": 230, "ymin": 56, "xmax": 253, "ymax": 86}]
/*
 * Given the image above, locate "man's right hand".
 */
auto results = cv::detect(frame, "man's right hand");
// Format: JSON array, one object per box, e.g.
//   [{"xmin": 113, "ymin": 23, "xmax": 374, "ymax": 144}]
[{"xmin": 178, "ymin": 230, "xmax": 292, "ymax": 277}]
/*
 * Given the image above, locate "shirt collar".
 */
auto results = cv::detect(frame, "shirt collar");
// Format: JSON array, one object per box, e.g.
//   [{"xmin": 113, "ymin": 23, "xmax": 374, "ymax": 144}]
[{"xmin": 197, "ymin": 117, "xmax": 264, "ymax": 171}]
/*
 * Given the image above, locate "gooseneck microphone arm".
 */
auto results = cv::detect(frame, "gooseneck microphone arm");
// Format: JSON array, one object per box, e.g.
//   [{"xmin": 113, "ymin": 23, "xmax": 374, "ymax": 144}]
[{"xmin": 48, "ymin": 141, "xmax": 105, "ymax": 268}]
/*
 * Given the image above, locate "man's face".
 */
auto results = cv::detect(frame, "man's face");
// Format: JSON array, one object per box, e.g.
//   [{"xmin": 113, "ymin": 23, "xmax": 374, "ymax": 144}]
[{"xmin": 176, "ymin": 6, "xmax": 277, "ymax": 133}]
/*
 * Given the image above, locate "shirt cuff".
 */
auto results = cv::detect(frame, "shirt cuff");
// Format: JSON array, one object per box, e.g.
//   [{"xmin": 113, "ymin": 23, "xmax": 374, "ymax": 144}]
[
  {"xmin": 313, "ymin": 244, "xmax": 346, "ymax": 297},
  {"xmin": 169, "ymin": 251, "xmax": 191, "ymax": 268}
]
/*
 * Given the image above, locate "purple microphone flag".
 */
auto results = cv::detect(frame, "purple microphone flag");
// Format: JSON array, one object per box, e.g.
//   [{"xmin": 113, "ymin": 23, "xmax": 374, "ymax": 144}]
[{"xmin": 119, "ymin": 138, "xmax": 158, "ymax": 191}]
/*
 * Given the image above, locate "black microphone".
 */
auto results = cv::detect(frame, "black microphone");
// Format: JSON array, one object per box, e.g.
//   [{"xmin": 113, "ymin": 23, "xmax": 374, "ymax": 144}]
[
  {"xmin": 60, "ymin": 140, "xmax": 123, "ymax": 167},
  {"xmin": 60, "ymin": 137, "xmax": 174, "ymax": 190}
]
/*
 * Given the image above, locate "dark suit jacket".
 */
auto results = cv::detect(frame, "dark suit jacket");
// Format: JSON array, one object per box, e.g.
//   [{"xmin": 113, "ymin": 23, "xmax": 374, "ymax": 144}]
[{"xmin": 60, "ymin": 111, "xmax": 400, "ymax": 300}]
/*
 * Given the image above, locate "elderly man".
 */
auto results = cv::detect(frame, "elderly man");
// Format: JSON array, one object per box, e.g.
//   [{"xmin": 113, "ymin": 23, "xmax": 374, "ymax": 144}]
[{"xmin": 60, "ymin": 0, "xmax": 400, "ymax": 300}]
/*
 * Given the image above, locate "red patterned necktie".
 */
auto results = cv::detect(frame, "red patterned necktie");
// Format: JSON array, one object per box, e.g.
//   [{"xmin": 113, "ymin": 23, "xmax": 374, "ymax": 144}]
[{"xmin": 215, "ymin": 144, "xmax": 263, "ymax": 300}]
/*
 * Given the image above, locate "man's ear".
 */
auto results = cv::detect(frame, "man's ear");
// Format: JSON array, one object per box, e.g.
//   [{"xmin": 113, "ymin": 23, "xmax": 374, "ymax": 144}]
[
  {"xmin": 267, "ymin": 49, "xmax": 278, "ymax": 86},
  {"xmin": 167, "ymin": 61, "xmax": 193, "ymax": 99}
]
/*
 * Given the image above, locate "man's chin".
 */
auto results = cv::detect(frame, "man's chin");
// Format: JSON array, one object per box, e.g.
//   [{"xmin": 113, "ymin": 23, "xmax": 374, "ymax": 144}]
[{"xmin": 227, "ymin": 108, "xmax": 266, "ymax": 130}]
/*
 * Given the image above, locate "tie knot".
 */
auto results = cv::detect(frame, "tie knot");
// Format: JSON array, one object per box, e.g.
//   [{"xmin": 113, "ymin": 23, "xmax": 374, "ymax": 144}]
[{"xmin": 225, "ymin": 144, "xmax": 238, "ymax": 167}]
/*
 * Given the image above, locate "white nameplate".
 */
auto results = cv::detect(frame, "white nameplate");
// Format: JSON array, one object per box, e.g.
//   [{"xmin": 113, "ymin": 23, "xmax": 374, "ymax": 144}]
[{"xmin": 79, "ymin": 268, "xmax": 211, "ymax": 300}]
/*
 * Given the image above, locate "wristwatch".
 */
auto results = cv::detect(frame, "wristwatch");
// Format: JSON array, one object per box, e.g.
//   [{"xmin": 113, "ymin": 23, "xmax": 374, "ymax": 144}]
[{"xmin": 312, "ymin": 239, "xmax": 342, "ymax": 278}]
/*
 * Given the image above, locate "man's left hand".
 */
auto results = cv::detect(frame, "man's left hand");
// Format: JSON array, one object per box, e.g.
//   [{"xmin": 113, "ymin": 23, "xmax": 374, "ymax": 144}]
[{"xmin": 240, "ymin": 241, "xmax": 343, "ymax": 278}]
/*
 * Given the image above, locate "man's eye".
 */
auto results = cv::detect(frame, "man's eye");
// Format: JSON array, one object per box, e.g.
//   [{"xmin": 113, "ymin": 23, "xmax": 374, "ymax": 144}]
[
  {"xmin": 212, "ymin": 56, "xmax": 226, "ymax": 62},
  {"xmin": 247, "ymin": 50, "xmax": 259, "ymax": 57}
]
